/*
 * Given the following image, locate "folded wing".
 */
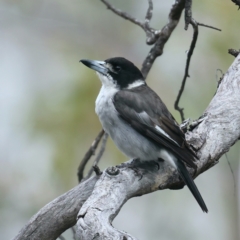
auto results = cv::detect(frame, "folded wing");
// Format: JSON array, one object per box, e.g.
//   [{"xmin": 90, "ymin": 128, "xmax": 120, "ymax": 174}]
[{"xmin": 113, "ymin": 85, "xmax": 197, "ymax": 169}]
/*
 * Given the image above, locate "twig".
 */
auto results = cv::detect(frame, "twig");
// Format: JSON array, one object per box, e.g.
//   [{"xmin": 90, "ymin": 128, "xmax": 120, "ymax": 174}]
[
  {"xmin": 77, "ymin": 129, "xmax": 104, "ymax": 182},
  {"xmin": 100, "ymin": 0, "xmax": 157, "ymax": 44},
  {"xmin": 141, "ymin": 0, "xmax": 185, "ymax": 79},
  {"xmin": 85, "ymin": 133, "xmax": 109, "ymax": 180},
  {"xmin": 93, "ymin": 165, "xmax": 102, "ymax": 176},
  {"xmin": 145, "ymin": 0, "xmax": 153, "ymax": 26},
  {"xmin": 99, "ymin": 0, "xmax": 185, "ymax": 79},
  {"xmin": 198, "ymin": 23, "xmax": 221, "ymax": 31},
  {"xmin": 228, "ymin": 48, "xmax": 240, "ymax": 57},
  {"xmin": 144, "ymin": 0, "xmax": 156, "ymax": 44},
  {"xmin": 174, "ymin": 18, "xmax": 198, "ymax": 121},
  {"xmin": 184, "ymin": 0, "xmax": 192, "ymax": 30}
]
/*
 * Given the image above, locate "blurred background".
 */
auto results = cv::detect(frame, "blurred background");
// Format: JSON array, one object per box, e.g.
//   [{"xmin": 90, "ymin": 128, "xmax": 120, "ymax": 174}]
[{"xmin": 0, "ymin": 0, "xmax": 240, "ymax": 239}]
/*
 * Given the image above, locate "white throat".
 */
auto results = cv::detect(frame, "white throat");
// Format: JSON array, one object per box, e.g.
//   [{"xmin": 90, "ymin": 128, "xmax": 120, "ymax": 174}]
[{"xmin": 96, "ymin": 72, "xmax": 117, "ymax": 89}]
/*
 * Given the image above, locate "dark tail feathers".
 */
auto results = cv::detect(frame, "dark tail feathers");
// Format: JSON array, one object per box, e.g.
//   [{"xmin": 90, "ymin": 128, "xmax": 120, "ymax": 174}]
[{"xmin": 177, "ymin": 160, "xmax": 208, "ymax": 213}]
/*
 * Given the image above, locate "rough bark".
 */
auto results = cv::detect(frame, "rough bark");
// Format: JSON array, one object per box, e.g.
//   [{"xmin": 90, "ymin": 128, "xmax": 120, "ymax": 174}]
[{"xmin": 13, "ymin": 176, "xmax": 99, "ymax": 240}]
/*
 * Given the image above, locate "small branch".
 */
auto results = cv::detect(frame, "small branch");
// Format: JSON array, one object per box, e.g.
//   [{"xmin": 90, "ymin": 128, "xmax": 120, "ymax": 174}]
[
  {"xmin": 144, "ymin": 0, "xmax": 156, "ymax": 44},
  {"xmin": 184, "ymin": 0, "xmax": 192, "ymax": 30},
  {"xmin": 141, "ymin": 0, "xmax": 185, "ymax": 79},
  {"xmin": 228, "ymin": 48, "xmax": 240, "ymax": 57},
  {"xmin": 99, "ymin": 0, "xmax": 186, "ymax": 79},
  {"xmin": 145, "ymin": 0, "xmax": 153, "ymax": 25},
  {"xmin": 174, "ymin": 18, "xmax": 198, "ymax": 121},
  {"xmin": 77, "ymin": 129, "xmax": 104, "ymax": 182},
  {"xmin": 100, "ymin": 0, "xmax": 144, "ymax": 28},
  {"xmin": 198, "ymin": 22, "xmax": 221, "ymax": 31},
  {"xmin": 93, "ymin": 165, "xmax": 102, "ymax": 176},
  {"xmin": 100, "ymin": 0, "xmax": 157, "ymax": 44},
  {"xmin": 85, "ymin": 133, "xmax": 108, "ymax": 180}
]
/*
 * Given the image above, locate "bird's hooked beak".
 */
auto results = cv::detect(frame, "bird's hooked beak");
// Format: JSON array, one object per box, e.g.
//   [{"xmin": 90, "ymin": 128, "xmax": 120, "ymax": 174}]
[{"xmin": 80, "ymin": 59, "xmax": 108, "ymax": 75}]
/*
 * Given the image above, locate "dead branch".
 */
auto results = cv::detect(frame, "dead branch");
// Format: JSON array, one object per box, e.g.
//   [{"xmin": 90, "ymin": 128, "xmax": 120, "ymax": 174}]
[
  {"xmin": 141, "ymin": 0, "xmax": 185, "ymax": 78},
  {"xmin": 13, "ymin": 176, "xmax": 99, "ymax": 240},
  {"xmin": 184, "ymin": 0, "xmax": 192, "ymax": 30},
  {"xmin": 77, "ymin": 129, "xmax": 104, "ymax": 182},
  {"xmin": 100, "ymin": 0, "xmax": 157, "ymax": 45},
  {"xmin": 174, "ymin": 18, "xmax": 198, "ymax": 121},
  {"xmin": 84, "ymin": 133, "xmax": 108, "ymax": 180}
]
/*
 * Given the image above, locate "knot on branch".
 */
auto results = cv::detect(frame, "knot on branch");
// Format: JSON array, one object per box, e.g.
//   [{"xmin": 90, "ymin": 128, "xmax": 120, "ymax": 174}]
[{"xmin": 106, "ymin": 166, "xmax": 120, "ymax": 175}]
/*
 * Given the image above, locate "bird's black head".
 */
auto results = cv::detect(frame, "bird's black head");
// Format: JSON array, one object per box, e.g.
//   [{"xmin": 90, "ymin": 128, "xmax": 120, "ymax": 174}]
[{"xmin": 80, "ymin": 57, "xmax": 144, "ymax": 89}]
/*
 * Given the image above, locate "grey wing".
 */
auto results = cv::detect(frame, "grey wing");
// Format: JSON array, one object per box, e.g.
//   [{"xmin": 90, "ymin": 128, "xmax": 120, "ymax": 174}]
[{"xmin": 113, "ymin": 86, "xmax": 197, "ymax": 169}]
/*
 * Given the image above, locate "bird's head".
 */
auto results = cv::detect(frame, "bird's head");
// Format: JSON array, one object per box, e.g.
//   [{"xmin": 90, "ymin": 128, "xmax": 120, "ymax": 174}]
[{"xmin": 80, "ymin": 57, "xmax": 145, "ymax": 90}]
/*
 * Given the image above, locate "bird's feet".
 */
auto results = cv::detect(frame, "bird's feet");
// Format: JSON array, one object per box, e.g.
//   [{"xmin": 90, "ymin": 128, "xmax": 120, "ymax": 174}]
[
  {"xmin": 128, "ymin": 158, "xmax": 144, "ymax": 180},
  {"xmin": 127, "ymin": 158, "xmax": 161, "ymax": 180}
]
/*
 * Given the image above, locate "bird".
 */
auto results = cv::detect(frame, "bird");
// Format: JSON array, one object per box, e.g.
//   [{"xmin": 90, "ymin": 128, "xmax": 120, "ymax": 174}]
[{"xmin": 80, "ymin": 57, "xmax": 208, "ymax": 213}]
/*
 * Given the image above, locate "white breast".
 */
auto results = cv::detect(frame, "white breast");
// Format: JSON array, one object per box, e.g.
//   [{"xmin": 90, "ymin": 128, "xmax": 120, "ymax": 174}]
[
  {"xmin": 95, "ymin": 85, "xmax": 118, "ymax": 129},
  {"xmin": 95, "ymin": 85, "xmax": 160, "ymax": 160}
]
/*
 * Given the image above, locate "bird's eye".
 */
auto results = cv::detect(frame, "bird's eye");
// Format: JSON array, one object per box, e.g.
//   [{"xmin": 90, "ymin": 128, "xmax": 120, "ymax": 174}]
[{"xmin": 115, "ymin": 66, "xmax": 121, "ymax": 72}]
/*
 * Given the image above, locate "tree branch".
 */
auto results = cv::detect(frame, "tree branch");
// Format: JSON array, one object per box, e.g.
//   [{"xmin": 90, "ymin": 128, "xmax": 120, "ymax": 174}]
[
  {"xmin": 174, "ymin": 18, "xmax": 198, "ymax": 121},
  {"xmin": 100, "ymin": 0, "xmax": 157, "ymax": 45},
  {"xmin": 141, "ymin": 0, "xmax": 185, "ymax": 78},
  {"xmin": 77, "ymin": 129, "xmax": 104, "ymax": 182},
  {"xmin": 84, "ymin": 133, "xmax": 108, "ymax": 180},
  {"xmin": 100, "ymin": 0, "xmax": 185, "ymax": 79},
  {"xmin": 13, "ymin": 176, "xmax": 100, "ymax": 240},
  {"xmin": 184, "ymin": 0, "xmax": 192, "ymax": 30}
]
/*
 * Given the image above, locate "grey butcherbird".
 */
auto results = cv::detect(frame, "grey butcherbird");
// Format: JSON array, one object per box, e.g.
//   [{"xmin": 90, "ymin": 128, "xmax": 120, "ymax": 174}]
[{"xmin": 80, "ymin": 57, "xmax": 208, "ymax": 213}]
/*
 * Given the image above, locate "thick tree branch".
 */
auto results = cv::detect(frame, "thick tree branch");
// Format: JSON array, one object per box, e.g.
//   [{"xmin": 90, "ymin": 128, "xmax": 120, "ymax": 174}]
[{"xmin": 13, "ymin": 176, "xmax": 99, "ymax": 240}]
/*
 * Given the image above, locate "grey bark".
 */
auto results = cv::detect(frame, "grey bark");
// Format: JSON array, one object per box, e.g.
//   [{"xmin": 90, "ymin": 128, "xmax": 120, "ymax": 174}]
[
  {"xmin": 13, "ymin": 176, "xmax": 99, "ymax": 240},
  {"xmin": 13, "ymin": 55, "xmax": 240, "ymax": 240}
]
